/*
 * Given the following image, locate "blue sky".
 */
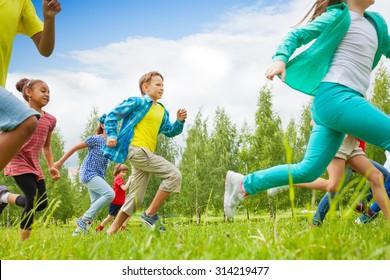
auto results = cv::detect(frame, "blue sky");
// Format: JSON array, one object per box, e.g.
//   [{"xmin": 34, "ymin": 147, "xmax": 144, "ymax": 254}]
[
  {"xmin": 6, "ymin": 0, "xmax": 390, "ymax": 168},
  {"xmin": 10, "ymin": 0, "xmax": 274, "ymax": 72}
]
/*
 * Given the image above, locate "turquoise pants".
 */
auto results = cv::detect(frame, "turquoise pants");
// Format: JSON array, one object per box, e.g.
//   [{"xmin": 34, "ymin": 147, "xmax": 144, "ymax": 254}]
[{"xmin": 244, "ymin": 82, "xmax": 390, "ymax": 194}]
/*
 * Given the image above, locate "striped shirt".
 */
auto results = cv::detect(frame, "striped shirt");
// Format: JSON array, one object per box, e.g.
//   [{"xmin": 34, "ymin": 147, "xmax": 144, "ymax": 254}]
[
  {"xmin": 4, "ymin": 111, "xmax": 56, "ymax": 180},
  {"xmin": 79, "ymin": 134, "xmax": 109, "ymax": 183},
  {"xmin": 103, "ymin": 95, "xmax": 184, "ymax": 163}
]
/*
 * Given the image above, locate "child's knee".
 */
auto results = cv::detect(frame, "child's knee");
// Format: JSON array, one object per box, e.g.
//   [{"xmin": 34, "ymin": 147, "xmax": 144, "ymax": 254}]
[
  {"xmin": 106, "ymin": 189, "xmax": 115, "ymax": 201},
  {"xmin": 36, "ymin": 200, "xmax": 48, "ymax": 211}
]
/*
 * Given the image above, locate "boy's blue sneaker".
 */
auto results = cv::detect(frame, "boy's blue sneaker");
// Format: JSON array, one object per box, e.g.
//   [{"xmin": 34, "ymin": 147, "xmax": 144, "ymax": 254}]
[
  {"xmin": 0, "ymin": 186, "xmax": 10, "ymax": 215},
  {"xmin": 140, "ymin": 212, "xmax": 166, "ymax": 232}
]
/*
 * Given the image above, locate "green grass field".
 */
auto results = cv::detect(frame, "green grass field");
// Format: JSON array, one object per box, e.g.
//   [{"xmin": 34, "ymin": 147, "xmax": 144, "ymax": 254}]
[{"xmin": 1, "ymin": 212, "xmax": 390, "ymax": 260}]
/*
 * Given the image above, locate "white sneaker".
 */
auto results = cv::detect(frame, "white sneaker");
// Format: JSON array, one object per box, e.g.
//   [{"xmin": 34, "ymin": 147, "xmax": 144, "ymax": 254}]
[
  {"xmin": 224, "ymin": 170, "xmax": 246, "ymax": 219},
  {"xmin": 267, "ymin": 185, "xmax": 289, "ymax": 197}
]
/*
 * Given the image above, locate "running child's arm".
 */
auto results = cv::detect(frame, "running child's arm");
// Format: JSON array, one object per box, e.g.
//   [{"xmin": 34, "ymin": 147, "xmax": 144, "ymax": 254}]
[
  {"xmin": 267, "ymin": 8, "xmax": 338, "ymax": 81},
  {"xmin": 121, "ymin": 176, "xmax": 133, "ymax": 191},
  {"xmin": 54, "ymin": 141, "xmax": 88, "ymax": 170},
  {"xmin": 159, "ymin": 108, "xmax": 187, "ymax": 138},
  {"xmin": 43, "ymin": 130, "xmax": 60, "ymax": 180},
  {"xmin": 31, "ymin": 0, "xmax": 61, "ymax": 57},
  {"xmin": 105, "ymin": 97, "xmax": 139, "ymax": 147}
]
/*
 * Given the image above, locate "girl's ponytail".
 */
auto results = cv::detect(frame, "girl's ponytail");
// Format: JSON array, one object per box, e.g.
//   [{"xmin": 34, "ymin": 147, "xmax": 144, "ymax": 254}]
[{"xmin": 296, "ymin": 0, "xmax": 343, "ymax": 26}]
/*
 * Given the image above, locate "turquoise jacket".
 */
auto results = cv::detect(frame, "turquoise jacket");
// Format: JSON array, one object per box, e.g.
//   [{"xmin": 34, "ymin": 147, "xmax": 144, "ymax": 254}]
[
  {"xmin": 103, "ymin": 95, "xmax": 184, "ymax": 163},
  {"xmin": 273, "ymin": 3, "xmax": 390, "ymax": 96}
]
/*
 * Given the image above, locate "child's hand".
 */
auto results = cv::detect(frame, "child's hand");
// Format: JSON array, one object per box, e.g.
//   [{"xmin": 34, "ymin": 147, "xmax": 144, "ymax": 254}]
[
  {"xmin": 53, "ymin": 161, "xmax": 61, "ymax": 170},
  {"xmin": 107, "ymin": 138, "xmax": 117, "ymax": 148},
  {"xmin": 265, "ymin": 60, "xmax": 286, "ymax": 82},
  {"xmin": 177, "ymin": 108, "xmax": 187, "ymax": 122},
  {"xmin": 43, "ymin": 0, "xmax": 62, "ymax": 18},
  {"xmin": 49, "ymin": 167, "xmax": 60, "ymax": 180}
]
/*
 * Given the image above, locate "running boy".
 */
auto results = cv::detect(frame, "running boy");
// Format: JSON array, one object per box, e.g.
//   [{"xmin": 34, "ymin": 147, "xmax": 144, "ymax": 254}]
[{"xmin": 104, "ymin": 71, "xmax": 187, "ymax": 234}]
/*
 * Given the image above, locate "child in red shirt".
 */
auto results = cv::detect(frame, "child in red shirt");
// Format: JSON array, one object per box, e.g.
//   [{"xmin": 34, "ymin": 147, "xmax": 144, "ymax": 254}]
[{"xmin": 96, "ymin": 164, "xmax": 132, "ymax": 231}]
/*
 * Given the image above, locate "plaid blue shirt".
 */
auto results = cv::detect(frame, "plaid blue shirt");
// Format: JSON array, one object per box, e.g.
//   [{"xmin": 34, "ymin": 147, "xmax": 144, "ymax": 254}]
[
  {"xmin": 79, "ymin": 135, "xmax": 109, "ymax": 183},
  {"xmin": 103, "ymin": 95, "xmax": 184, "ymax": 163}
]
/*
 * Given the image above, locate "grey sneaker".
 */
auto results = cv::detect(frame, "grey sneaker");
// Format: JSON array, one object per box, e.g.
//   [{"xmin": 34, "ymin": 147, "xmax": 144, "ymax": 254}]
[
  {"xmin": 140, "ymin": 212, "xmax": 166, "ymax": 232},
  {"xmin": 0, "ymin": 186, "xmax": 10, "ymax": 215},
  {"xmin": 224, "ymin": 171, "xmax": 246, "ymax": 219},
  {"xmin": 267, "ymin": 185, "xmax": 289, "ymax": 197},
  {"xmin": 76, "ymin": 217, "xmax": 91, "ymax": 234}
]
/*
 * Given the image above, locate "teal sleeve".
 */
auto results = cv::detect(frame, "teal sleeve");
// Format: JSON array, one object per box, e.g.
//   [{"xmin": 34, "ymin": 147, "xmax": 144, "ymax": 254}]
[
  {"xmin": 272, "ymin": 9, "xmax": 339, "ymax": 63},
  {"xmin": 159, "ymin": 110, "xmax": 184, "ymax": 138},
  {"xmin": 105, "ymin": 98, "xmax": 139, "ymax": 140}
]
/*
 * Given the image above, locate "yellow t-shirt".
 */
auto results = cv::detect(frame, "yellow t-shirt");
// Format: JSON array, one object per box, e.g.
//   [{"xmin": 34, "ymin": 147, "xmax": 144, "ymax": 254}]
[
  {"xmin": 0, "ymin": 0, "xmax": 43, "ymax": 86},
  {"xmin": 131, "ymin": 103, "xmax": 164, "ymax": 153}
]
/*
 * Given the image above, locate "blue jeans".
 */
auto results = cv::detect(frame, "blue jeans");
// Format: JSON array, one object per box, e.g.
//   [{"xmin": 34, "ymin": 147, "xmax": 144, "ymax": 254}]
[
  {"xmin": 83, "ymin": 176, "xmax": 115, "ymax": 222},
  {"xmin": 243, "ymin": 83, "xmax": 390, "ymax": 194},
  {"xmin": 312, "ymin": 160, "xmax": 389, "ymax": 225}
]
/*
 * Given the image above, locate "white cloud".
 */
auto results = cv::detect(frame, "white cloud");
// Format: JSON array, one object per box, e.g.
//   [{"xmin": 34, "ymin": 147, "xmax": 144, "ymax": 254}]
[{"xmin": 6, "ymin": 0, "xmax": 390, "ymax": 167}]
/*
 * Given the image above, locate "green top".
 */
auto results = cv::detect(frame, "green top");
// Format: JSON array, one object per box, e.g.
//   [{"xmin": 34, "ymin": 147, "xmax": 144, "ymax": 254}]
[{"xmin": 273, "ymin": 3, "xmax": 390, "ymax": 96}]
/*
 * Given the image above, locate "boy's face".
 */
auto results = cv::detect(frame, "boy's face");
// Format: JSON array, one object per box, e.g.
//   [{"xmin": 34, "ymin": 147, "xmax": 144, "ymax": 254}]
[{"xmin": 144, "ymin": 75, "xmax": 164, "ymax": 102}]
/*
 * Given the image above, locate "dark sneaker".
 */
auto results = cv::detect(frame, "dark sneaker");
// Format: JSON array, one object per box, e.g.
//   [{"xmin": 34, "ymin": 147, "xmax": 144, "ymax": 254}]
[
  {"xmin": 355, "ymin": 202, "xmax": 377, "ymax": 217},
  {"xmin": 0, "ymin": 186, "xmax": 10, "ymax": 215},
  {"xmin": 140, "ymin": 212, "xmax": 166, "ymax": 232},
  {"xmin": 355, "ymin": 202, "xmax": 365, "ymax": 213},
  {"xmin": 224, "ymin": 171, "xmax": 246, "ymax": 220}
]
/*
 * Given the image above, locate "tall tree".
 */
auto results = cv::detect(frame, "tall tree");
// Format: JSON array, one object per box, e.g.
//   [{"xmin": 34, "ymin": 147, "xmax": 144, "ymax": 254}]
[
  {"xmin": 207, "ymin": 107, "xmax": 239, "ymax": 214},
  {"xmin": 178, "ymin": 111, "xmax": 212, "ymax": 221},
  {"xmin": 366, "ymin": 65, "xmax": 390, "ymax": 163}
]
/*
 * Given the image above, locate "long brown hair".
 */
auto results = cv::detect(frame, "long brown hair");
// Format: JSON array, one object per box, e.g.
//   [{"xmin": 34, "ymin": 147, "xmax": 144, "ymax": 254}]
[{"xmin": 297, "ymin": 0, "xmax": 343, "ymax": 26}]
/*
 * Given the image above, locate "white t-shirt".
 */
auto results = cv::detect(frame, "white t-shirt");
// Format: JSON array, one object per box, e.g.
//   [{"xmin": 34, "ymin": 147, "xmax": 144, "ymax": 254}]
[{"xmin": 322, "ymin": 11, "xmax": 378, "ymax": 96}]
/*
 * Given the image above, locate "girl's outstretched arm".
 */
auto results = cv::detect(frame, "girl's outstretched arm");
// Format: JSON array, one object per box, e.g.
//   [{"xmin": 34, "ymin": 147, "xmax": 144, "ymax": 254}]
[
  {"xmin": 265, "ymin": 61, "xmax": 286, "ymax": 82},
  {"xmin": 54, "ymin": 141, "xmax": 88, "ymax": 170},
  {"xmin": 43, "ymin": 130, "xmax": 60, "ymax": 180}
]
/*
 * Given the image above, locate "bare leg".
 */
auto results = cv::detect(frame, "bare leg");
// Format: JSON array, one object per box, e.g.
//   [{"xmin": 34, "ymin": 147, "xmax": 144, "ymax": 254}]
[
  {"xmin": 106, "ymin": 210, "xmax": 129, "ymax": 235},
  {"xmin": 6, "ymin": 193, "xmax": 21, "ymax": 204},
  {"xmin": 0, "ymin": 116, "xmax": 37, "ymax": 170},
  {"xmin": 121, "ymin": 216, "xmax": 131, "ymax": 227},
  {"xmin": 295, "ymin": 158, "xmax": 346, "ymax": 192},
  {"xmin": 145, "ymin": 190, "xmax": 170, "ymax": 216},
  {"xmin": 349, "ymin": 155, "xmax": 390, "ymax": 221},
  {"xmin": 100, "ymin": 215, "xmax": 114, "ymax": 228}
]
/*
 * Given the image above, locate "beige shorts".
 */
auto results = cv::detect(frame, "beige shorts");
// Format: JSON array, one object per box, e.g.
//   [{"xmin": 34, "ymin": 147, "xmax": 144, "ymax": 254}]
[
  {"xmin": 335, "ymin": 135, "xmax": 365, "ymax": 161},
  {"xmin": 121, "ymin": 145, "xmax": 182, "ymax": 216}
]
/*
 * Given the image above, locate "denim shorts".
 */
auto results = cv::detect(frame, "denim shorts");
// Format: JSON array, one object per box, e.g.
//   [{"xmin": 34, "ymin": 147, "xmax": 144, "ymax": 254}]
[{"xmin": 0, "ymin": 86, "xmax": 39, "ymax": 131}]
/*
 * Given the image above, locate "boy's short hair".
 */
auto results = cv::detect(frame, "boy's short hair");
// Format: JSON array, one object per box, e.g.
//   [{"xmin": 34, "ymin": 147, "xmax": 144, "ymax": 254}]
[
  {"xmin": 113, "ymin": 163, "xmax": 129, "ymax": 176},
  {"xmin": 139, "ymin": 71, "xmax": 164, "ymax": 95}
]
